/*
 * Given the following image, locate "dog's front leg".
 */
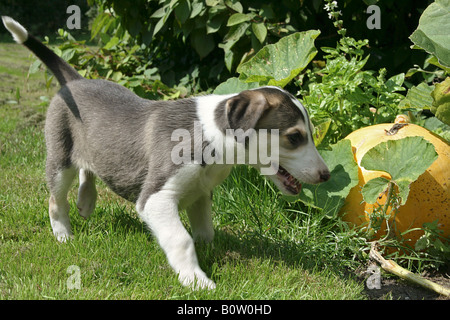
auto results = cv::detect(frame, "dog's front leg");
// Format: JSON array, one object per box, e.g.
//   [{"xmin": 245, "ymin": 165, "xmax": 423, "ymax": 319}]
[{"xmin": 138, "ymin": 191, "xmax": 216, "ymax": 290}]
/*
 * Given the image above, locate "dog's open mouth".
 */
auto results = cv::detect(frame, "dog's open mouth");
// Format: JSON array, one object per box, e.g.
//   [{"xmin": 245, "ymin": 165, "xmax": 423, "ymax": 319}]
[{"xmin": 276, "ymin": 165, "xmax": 302, "ymax": 195}]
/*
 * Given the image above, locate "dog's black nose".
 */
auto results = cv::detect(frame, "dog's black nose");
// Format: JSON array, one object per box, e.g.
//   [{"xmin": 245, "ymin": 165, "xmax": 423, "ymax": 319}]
[{"xmin": 319, "ymin": 170, "xmax": 331, "ymax": 182}]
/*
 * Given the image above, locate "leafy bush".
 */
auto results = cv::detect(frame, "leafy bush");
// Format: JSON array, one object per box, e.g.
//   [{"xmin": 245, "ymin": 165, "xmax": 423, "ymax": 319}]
[
  {"xmin": 214, "ymin": 1, "xmax": 407, "ymax": 144},
  {"xmin": 409, "ymin": 0, "xmax": 450, "ymax": 69},
  {"xmin": 32, "ymin": 29, "xmax": 183, "ymax": 100},
  {"xmin": 86, "ymin": 0, "xmax": 313, "ymax": 91},
  {"xmin": 300, "ymin": 44, "xmax": 405, "ymax": 143},
  {"xmin": 35, "ymin": 0, "xmax": 446, "ymax": 143},
  {"xmin": 49, "ymin": 0, "xmax": 428, "ymax": 92},
  {"xmin": 31, "ymin": 0, "xmax": 449, "ymax": 145}
]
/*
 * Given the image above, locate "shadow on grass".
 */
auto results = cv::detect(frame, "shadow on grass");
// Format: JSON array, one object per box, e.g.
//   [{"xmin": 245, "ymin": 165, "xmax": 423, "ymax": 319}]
[
  {"xmin": 66, "ymin": 198, "xmax": 363, "ymax": 295},
  {"xmin": 206, "ymin": 228, "xmax": 355, "ymax": 273}
]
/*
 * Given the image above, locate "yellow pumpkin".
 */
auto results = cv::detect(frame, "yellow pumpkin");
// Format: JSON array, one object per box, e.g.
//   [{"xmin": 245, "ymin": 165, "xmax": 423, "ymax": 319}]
[{"xmin": 340, "ymin": 122, "xmax": 450, "ymax": 246}]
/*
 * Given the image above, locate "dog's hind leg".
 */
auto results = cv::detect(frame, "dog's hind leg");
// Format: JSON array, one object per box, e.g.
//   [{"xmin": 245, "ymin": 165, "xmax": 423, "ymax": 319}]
[
  {"xmin": 77, "ymin": 169, "xmax": 97, "ymax": 219},
  {"xmin": 47, "ymin": 167, "xmax": 77, "ymax": 242},
  {"xmin": 186, "ymin": 193, "xmax": 214, "ymax": 244}
]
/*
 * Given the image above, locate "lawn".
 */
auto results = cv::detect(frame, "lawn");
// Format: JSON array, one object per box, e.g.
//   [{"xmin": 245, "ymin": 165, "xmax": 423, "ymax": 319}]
[{"xmin": 0, "ymin": 42, "xmax": 368, "ymax": 300}]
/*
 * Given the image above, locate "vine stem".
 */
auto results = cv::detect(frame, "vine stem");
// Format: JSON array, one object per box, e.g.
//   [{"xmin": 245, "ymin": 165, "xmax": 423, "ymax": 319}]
[
  {"xmin": 381, "ymin": 181, "xmax": 394, "ymax": 218},
  {"xmin": 370, "ymin": 242, "xmax": 450, "ymax": 297},
  {"xmin": 377, "ymin": 181, "xmax": 396, "ymax": 243}
]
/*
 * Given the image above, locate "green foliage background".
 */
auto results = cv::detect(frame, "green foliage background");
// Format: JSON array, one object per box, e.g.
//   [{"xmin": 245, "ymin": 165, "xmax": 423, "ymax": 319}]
[
  {"xmin": 84, "ymin": 0, "xmax": 433, "ymax": 90},
  {"xmin": 1, "ymin": 0, "xmax": 435, "ymax": 91},
  {"xmin": 0, "ymin": 0, "xmax": 90, "ymax": 36}
]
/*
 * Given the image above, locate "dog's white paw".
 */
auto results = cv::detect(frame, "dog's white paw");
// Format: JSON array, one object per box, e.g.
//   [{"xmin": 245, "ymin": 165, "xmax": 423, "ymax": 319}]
[
  {"xmin": 179, "ymin": 269, "xmax": 216, "ymax": 290},
  {"xmin": 51, "ymin": 221, "xmax": 73, "ymax": 243},
  {"xmin": 55, "ymin": 232, "xmax": 74, "ymax": 243}
]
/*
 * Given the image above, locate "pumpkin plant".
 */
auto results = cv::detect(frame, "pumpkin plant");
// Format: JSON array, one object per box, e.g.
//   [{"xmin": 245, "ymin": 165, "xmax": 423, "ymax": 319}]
[
  {"xmin": 340, "ymin": 123, "xmax": 450, "ymax": 251},
  {"xmin": 298, "ymin": 121, "xmax": 449, "ymax": 295},
  {"xmin": 360, "ymin": 135, "xmax": 438, "ymax": 234}
]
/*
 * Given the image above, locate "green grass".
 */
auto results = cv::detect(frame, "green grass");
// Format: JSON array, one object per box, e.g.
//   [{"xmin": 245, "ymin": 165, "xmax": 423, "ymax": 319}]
[{"xmin": 0, "ymin": 43, "xmax": 368, "ymax": 300}]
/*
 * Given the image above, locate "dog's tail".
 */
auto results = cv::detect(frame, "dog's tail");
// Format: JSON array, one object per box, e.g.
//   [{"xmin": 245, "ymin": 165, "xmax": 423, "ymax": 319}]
[{"xmin": 2, "ymin": 16, "xmax": 83, "ymax": 86}]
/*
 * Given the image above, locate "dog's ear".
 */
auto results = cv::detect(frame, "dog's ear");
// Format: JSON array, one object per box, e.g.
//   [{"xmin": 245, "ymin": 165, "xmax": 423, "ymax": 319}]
[{"xmin": 225, "ymin": 90, "xmax": 269, "ymax": 131}]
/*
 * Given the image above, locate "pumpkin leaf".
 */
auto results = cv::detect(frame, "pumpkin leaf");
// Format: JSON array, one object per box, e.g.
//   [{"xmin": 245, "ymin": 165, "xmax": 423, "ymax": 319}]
[
  {"xmin": 213, "ymin": 77, "xmax": 260, "ymax": 95},
  {"xmin": 237, "ymin": 30, "xmax": 320, "ymax": 88},
  {"xmin": 361, "ymin": 177, "xmax": 390, "ymax": 204},
  {"xmin": 360, "ymin": 136, "xmax": 438, "ymax": 205},
  {"xmin": 296, "ymin": 139, "xmax": 359, "ymax": 218},
  {"xmin": 398, "ymin": 82, "xmax": 434, "ymax": 110},
  {"xmin": 409, "ymin": 0, "xmax": 450, "ymax": 68}
]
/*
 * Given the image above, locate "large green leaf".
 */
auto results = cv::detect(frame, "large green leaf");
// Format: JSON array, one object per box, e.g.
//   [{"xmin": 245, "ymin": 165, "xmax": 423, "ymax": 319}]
[
  {"xmin": 409, "ymin": 0, "xmax": 450, "ymax": 67},
  {"xmin": 360, "ymin": 137, "xmax": 438, "ymax": 205},
  {"xmin": 398, "ymin": 82, "xmax": 434, "ymax": 110},
  {"xmin": 361, "ymin": 177, "xmax": 390, "ymax": 205},
  {"xmin": 213, "ymin": 77, "xmax": 260, "ymax": 95},
  {"xmin": 237, "ymin": 30, "xmax": 320, "ymax": 88},
  {"xmin": 297, "ymin": 139, "xmax": 359, "ymax": 217}
]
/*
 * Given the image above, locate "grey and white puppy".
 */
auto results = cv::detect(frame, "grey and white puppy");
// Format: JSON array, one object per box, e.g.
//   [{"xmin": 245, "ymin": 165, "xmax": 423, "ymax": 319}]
[{"xmin": 2, "ymin": 16, "xmax": 330, "ymax": 289}]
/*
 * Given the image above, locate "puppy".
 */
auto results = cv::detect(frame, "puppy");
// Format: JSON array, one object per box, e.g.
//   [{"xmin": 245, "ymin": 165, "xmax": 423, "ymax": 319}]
[{"xmin": 2, "ymin": 16, "xmax": 330, "ymax": 289}]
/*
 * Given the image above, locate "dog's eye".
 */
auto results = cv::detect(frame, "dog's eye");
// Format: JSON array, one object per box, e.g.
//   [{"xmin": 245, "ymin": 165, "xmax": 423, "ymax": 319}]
[{"xmin": 287, "ymin": 132, "xmax": 304, "ymax": 146}]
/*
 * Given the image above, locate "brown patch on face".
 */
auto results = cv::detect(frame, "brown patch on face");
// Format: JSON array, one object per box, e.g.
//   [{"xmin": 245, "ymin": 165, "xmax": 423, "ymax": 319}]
[
  {"xmin": 215, "ymin": 87, "xmax": 307, "ymax": 142},
  {"xmin": 225, "ymin": 90, "xmax": 270, "ymax": 131},
  {"xmin": 252, "ymin": 88, "xmax": 304, "ymax": 132}
]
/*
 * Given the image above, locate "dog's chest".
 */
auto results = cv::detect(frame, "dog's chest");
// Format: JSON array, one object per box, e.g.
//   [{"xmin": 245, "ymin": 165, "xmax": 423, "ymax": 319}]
[{"xmin": 175, "ymin": 164, "xmax": 232, "ymax": 208}]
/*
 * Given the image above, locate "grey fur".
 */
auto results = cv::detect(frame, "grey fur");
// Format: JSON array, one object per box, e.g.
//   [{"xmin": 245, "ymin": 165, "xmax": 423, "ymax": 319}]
[{"xmin": 45, "ymin": 78, "xmax": 203, "ymax": 205}]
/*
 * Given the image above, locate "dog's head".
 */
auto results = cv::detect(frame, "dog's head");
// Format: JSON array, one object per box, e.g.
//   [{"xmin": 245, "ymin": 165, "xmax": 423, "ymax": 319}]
[{"xmin": 221, "ymin": 86, "xmax": 330, "ymax": 195}]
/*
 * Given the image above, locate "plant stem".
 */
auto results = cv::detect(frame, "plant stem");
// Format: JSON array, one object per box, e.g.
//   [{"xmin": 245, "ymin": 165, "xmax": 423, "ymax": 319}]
[
  {"xmin": 370, "ymin": 243, "xmax": 450, "ymax": 297},
  {"xmin": 382, "ymin": 181, "xmax": 394, "ymax": 218},
  {"xmin": 338, "ymin": 97, "xmax": 343, "ymax": 115}
]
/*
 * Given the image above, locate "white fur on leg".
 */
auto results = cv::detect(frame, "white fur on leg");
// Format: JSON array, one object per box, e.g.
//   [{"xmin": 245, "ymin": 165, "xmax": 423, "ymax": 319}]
[
  {"xmin": 138, "ymin": 191, "xmax": 216, "ymax": 290},
  {"xmin": 48, "ymin": 168, "xmax": 76, "ymax": 242},
  {"xmin": 49, "ymin": 195, "xmax": 73, "ymax": 242}
]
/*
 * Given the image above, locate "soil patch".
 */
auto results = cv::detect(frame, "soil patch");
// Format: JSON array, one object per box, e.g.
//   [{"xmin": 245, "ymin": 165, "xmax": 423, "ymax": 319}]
[{"xmin": 359, "ymin": 267, "xmax": 450, "ymax": 300}]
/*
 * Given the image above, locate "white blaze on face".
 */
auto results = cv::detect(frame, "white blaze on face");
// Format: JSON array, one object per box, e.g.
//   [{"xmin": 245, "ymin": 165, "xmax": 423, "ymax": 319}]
[{"xmin": 289, "ymin": 96, "xmax": 315, "ymax": 142}]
